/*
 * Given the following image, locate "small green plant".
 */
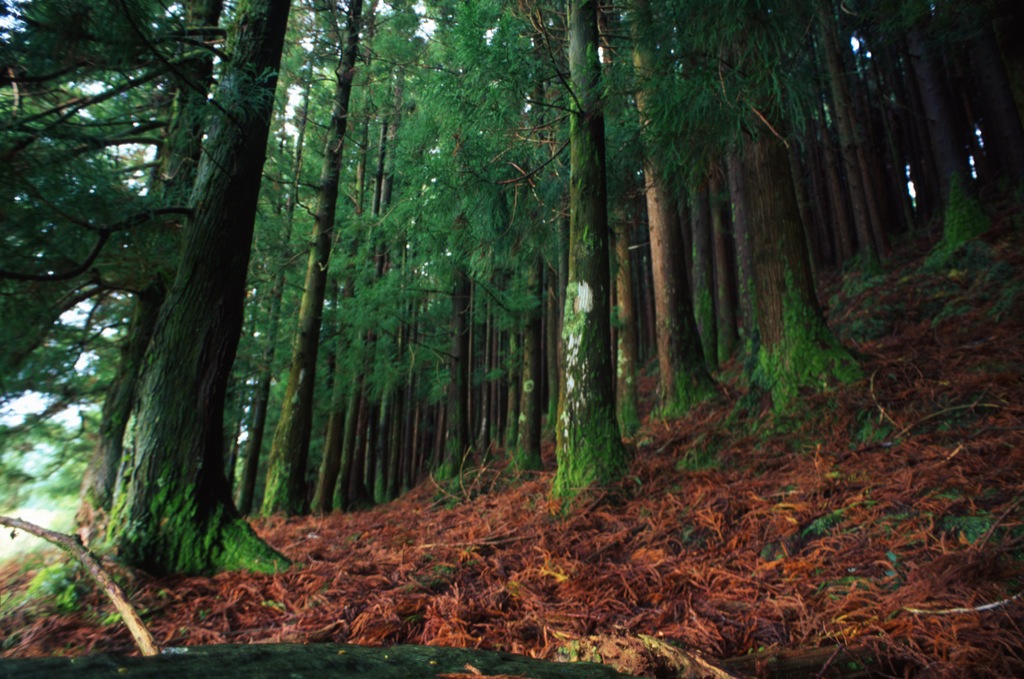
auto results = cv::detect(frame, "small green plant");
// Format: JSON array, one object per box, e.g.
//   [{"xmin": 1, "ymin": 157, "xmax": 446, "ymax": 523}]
[
  {"xmin": 98, "ymin": 611, "xmax": 124, "ymax": 626},
  {"xmin": 27, "ymin": 563, "xmax": 84, "ymax": 613},
  {"xmin": 851, "ymin": 411, "xmax": 894, "ymax": 448},
  {"xmin": 941, "ymin": 514, "xmax": 993, "ymax": 544},
  {"xmin": 675, "ymin": 434, "xmax": 721, "ymax": 472},
  {"xmin": 802, "ymin": 509, "xmax": 846, "ymax": 538},
  {"xmin": 989, "ymin": 279, "xmax": 1023, "ymax": 322}
]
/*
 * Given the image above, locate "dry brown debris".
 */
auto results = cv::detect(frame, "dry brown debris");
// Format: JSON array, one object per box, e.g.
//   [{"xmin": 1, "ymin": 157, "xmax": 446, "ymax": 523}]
[{"xmin": 2, "ymin": 225, "xmax": 1024, "ymax": 677}]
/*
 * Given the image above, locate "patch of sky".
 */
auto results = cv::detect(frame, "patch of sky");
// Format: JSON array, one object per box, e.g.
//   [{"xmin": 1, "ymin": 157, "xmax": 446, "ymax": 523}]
[{"xmin": 413, "ymin": 1, "xmax": 436, "ymax": 40}]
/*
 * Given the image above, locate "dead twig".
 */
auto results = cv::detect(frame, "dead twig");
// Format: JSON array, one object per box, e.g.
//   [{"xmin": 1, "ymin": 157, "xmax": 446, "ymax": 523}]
[
  {"xmin": 904, "ymin": 591, "xmax": 1023, "ymax": 616},
  {"xmin": 0, "ymin": 515, "xmax": 159, "ymax": 656}
]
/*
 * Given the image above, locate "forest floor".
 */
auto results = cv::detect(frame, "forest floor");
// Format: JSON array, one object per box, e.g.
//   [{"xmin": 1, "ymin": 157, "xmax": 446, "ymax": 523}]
[{"xmin": 2, "ymin": 204, "xmax": 1024, "ymax": 677}]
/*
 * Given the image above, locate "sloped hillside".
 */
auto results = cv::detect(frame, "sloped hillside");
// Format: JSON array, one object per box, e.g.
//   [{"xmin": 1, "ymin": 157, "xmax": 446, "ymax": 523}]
[{"xmin": 2, "ymin": 211, "xmax": 1023, "ymax": 677}]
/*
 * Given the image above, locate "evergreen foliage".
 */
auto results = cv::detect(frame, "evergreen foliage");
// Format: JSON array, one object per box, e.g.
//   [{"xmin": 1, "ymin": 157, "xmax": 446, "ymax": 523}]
[{"xmin": 1, "ymin": 0, "xmax": 1020, "ymax": 575}]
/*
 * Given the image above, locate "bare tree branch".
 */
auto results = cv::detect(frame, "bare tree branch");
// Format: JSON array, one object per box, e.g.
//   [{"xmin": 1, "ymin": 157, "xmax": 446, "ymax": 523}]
[{"xmin": 0, "ymin": 515, "xmax": 159, "ymax": 656}]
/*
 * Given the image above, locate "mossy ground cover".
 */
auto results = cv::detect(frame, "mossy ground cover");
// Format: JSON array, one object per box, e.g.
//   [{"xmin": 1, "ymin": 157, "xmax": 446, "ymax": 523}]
[{"xmin": 2, "ymin": 214, "xmax": 1024, "ymax": 676}]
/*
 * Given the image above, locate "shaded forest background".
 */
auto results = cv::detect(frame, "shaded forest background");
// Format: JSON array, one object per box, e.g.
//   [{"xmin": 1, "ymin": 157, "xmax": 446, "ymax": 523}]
[{"xmin": 1, "ymin": 0, "xmax": 1024, "ymax": 674}]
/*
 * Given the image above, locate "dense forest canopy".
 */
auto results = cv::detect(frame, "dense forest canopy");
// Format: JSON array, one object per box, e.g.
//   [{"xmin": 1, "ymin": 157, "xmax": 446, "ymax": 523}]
[{"xmin": 1, "ymin": 0, "xmax": 1022, "ymax": 578}]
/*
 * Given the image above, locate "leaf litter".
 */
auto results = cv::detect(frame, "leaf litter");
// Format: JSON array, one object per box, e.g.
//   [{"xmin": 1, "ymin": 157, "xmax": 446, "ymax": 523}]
[{"xmin": 2, "ymin": 219, "xmax": 1024, "ymax": 677}]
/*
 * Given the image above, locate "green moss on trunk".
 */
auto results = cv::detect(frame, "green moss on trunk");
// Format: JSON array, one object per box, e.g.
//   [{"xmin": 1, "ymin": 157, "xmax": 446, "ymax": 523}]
[{"xmin": 755, "ymin": 271, "xmax": 861, "ymax": 412}]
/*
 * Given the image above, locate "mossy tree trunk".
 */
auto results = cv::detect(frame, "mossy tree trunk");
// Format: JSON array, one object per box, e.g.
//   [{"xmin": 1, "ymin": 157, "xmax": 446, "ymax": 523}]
[
  {"xmin": 440, "ymin": 264, "xmax": 472, "ymax": 479},
  {"xmin": 79, "ymin": 0, "xmax": 224, "ymax": 542},
  {"xmin": 263, "ymin": 0, "xmax": 365, "ymax": 517},
  {"xmin": 746, "ymin": 132, "xmax": 860, "ymax": 412},
  {"xmin": 553, "ymin": 0, "xmax": 628, "ymax": 499},
  {"xmin": 516, "ymin": 257, "xmax": 543, "ymax": 470},
  {"xmin": 76, "ymin": 286, "xmax": 162, "ymax": 546},
  {"xmin": 629, "ymin": 0, "xmax": 714, "ymax": 414},
  {"xmin": 106, "ymin": 0, "xmax": 293, "ymax": 576},
  {"xmin": 613, "ymin": 215, "xmax": 640, "ymax": 437}
]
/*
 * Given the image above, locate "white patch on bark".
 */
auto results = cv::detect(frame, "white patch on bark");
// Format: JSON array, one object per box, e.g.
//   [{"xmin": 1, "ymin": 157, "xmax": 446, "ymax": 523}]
[{"xmin": 575, "ymin": 281, "xmax": 593, "ymax": 313}]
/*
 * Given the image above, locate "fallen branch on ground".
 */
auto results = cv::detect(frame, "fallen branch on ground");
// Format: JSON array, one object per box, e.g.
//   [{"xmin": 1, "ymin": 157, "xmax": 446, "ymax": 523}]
[{"xmin": 0, "ymin": 515, "xmax": 159, "ymax": 656}]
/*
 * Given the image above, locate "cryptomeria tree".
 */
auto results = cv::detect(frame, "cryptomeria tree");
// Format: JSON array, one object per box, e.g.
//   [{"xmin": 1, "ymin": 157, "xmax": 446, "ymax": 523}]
[
  {"xmin": 553, "ymin": 0, "xmax": 628, "ymax": 497},
  {"xmin": 107, "ymin": 0, "xmax": 293, "ymax": 575}
]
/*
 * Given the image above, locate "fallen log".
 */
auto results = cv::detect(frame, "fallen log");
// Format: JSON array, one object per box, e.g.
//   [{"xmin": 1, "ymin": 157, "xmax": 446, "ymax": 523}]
[{"xmin": 0, "ymin": 643, "xmax": 638, "ymax": 679}]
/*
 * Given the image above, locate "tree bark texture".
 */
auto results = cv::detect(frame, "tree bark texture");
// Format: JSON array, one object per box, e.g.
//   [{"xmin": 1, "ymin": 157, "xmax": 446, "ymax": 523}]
[
  {"xmin": 442, "ymin": 265, "xmax": 472, "ymax": 476},
  {"xmin": 77, "ymin": 287, "xmax": 162, "ymax": 546},
  {"xmin": 691, "ymin": 184, "xmax": 717, "ymax": 372},
  {"xmin": 108, "ymin": 0, "xmax": 293, "ymax": 576},
  {"xmin": 630, "ymin": 0, "xmax": 713, "ymax": 414},
  {"xmin": 613, "ymin": 218, "xmax": 640, "ymax": 437},
  {"xmin": 746, "ymin": 132, "xmax": 860, "ymax": 411},
  {"xmin": 710, "ymin": 170, "xmax": 738, "ymax": 365},
  {"xmin": 726, "ymin": 148, "xmax": 757, "ymax": 341},
  {"xmin": 516, "ymin": 258, "xmax": 544, "ymax": 469},
  {"xmin": 553, "ymin": 0, "xmax": 627, "ymax": 498},
  {"xmin": 906, "ymin": 25, "xmax": 967, "ymax": 201}
]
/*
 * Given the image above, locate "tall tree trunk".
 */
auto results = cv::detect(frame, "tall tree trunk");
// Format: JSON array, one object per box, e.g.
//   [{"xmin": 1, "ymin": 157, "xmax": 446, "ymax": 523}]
[
  {"xmin": 691, "ymin": 183, "xmax": 717, "ymax": 372},
  {"xmin": 804, "ymin": 134, "xmax": 838, "ymax": 266},
  {"xmin": 334, "ymin": 376, "xmax": 365, "ymax": 510},
  {"xmin": 504, "ymin": 333, "xmax": 520, "ymax": 452},
  {"xmin": 726, "ymin": 148, "xmax": 756, "ymax": 342},
  {"xmin": 553, "ymin": 0, "xmax": 627, "ymax": 498},
  {"xmin": 475, "ymin": 298, "xmax": 492, "ymax": 452},
  {"xmin": 516, "ymin": 258, "xmax": 544, "ymax": 469},
  {"xmin": 78, "ymin": 0, "xmax": 224, "ymax": 543},
  {"xmin": 746, "ymin": 132, "xmax": 860, "ymax": 412},
  {"xmin": 107, "ymin": 0, "xmax": 293, "ymax": 576},
  {"xmin": 262, "ymin": 0, "xmax": 365, "ymax": 516},
  {"xmin": 786, "ymin": 143, "xmax": 820, "ymax": 280},
  {"xmin": 968, "ymin": 18, "xmax": 1024, "ymax": 185},
  {"xmin": 630, "ymin": 0, "xmax": 714, "ymax": 414},
  {"xmin": 818, "ymin": 2, "xmax": 878, "ymax": 265},
  {"xmin": 816, "ymin": 110, "xmax": 856, "ymax": 264},
  {"xmin": 441, "ymin": 264, "xmax": 471, "ymax": 478},
  {"xmin": 906, "ymin": 25, "xmax": 967, "ymax": 201},
  {"xmin": 346, "ymin": 386, "xmax": 373, "ymax": 507},
  {"xmin": 613, "ymin": 216, "xmax": 640, "ymax": 436},
  {"xmin": 867, "ymin": 49, "xmax": 917, "ymax": 235},
  {"xmin": 544, "ymin": 266, "xmax": 560, "ymax": 431},
  {"xmin": 77, "ymin": 286, "xmax": 163, "ymax": 546},
  {"xmin": 710, "ymin": 170, "xmax": 738, "ymax": 365}
]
